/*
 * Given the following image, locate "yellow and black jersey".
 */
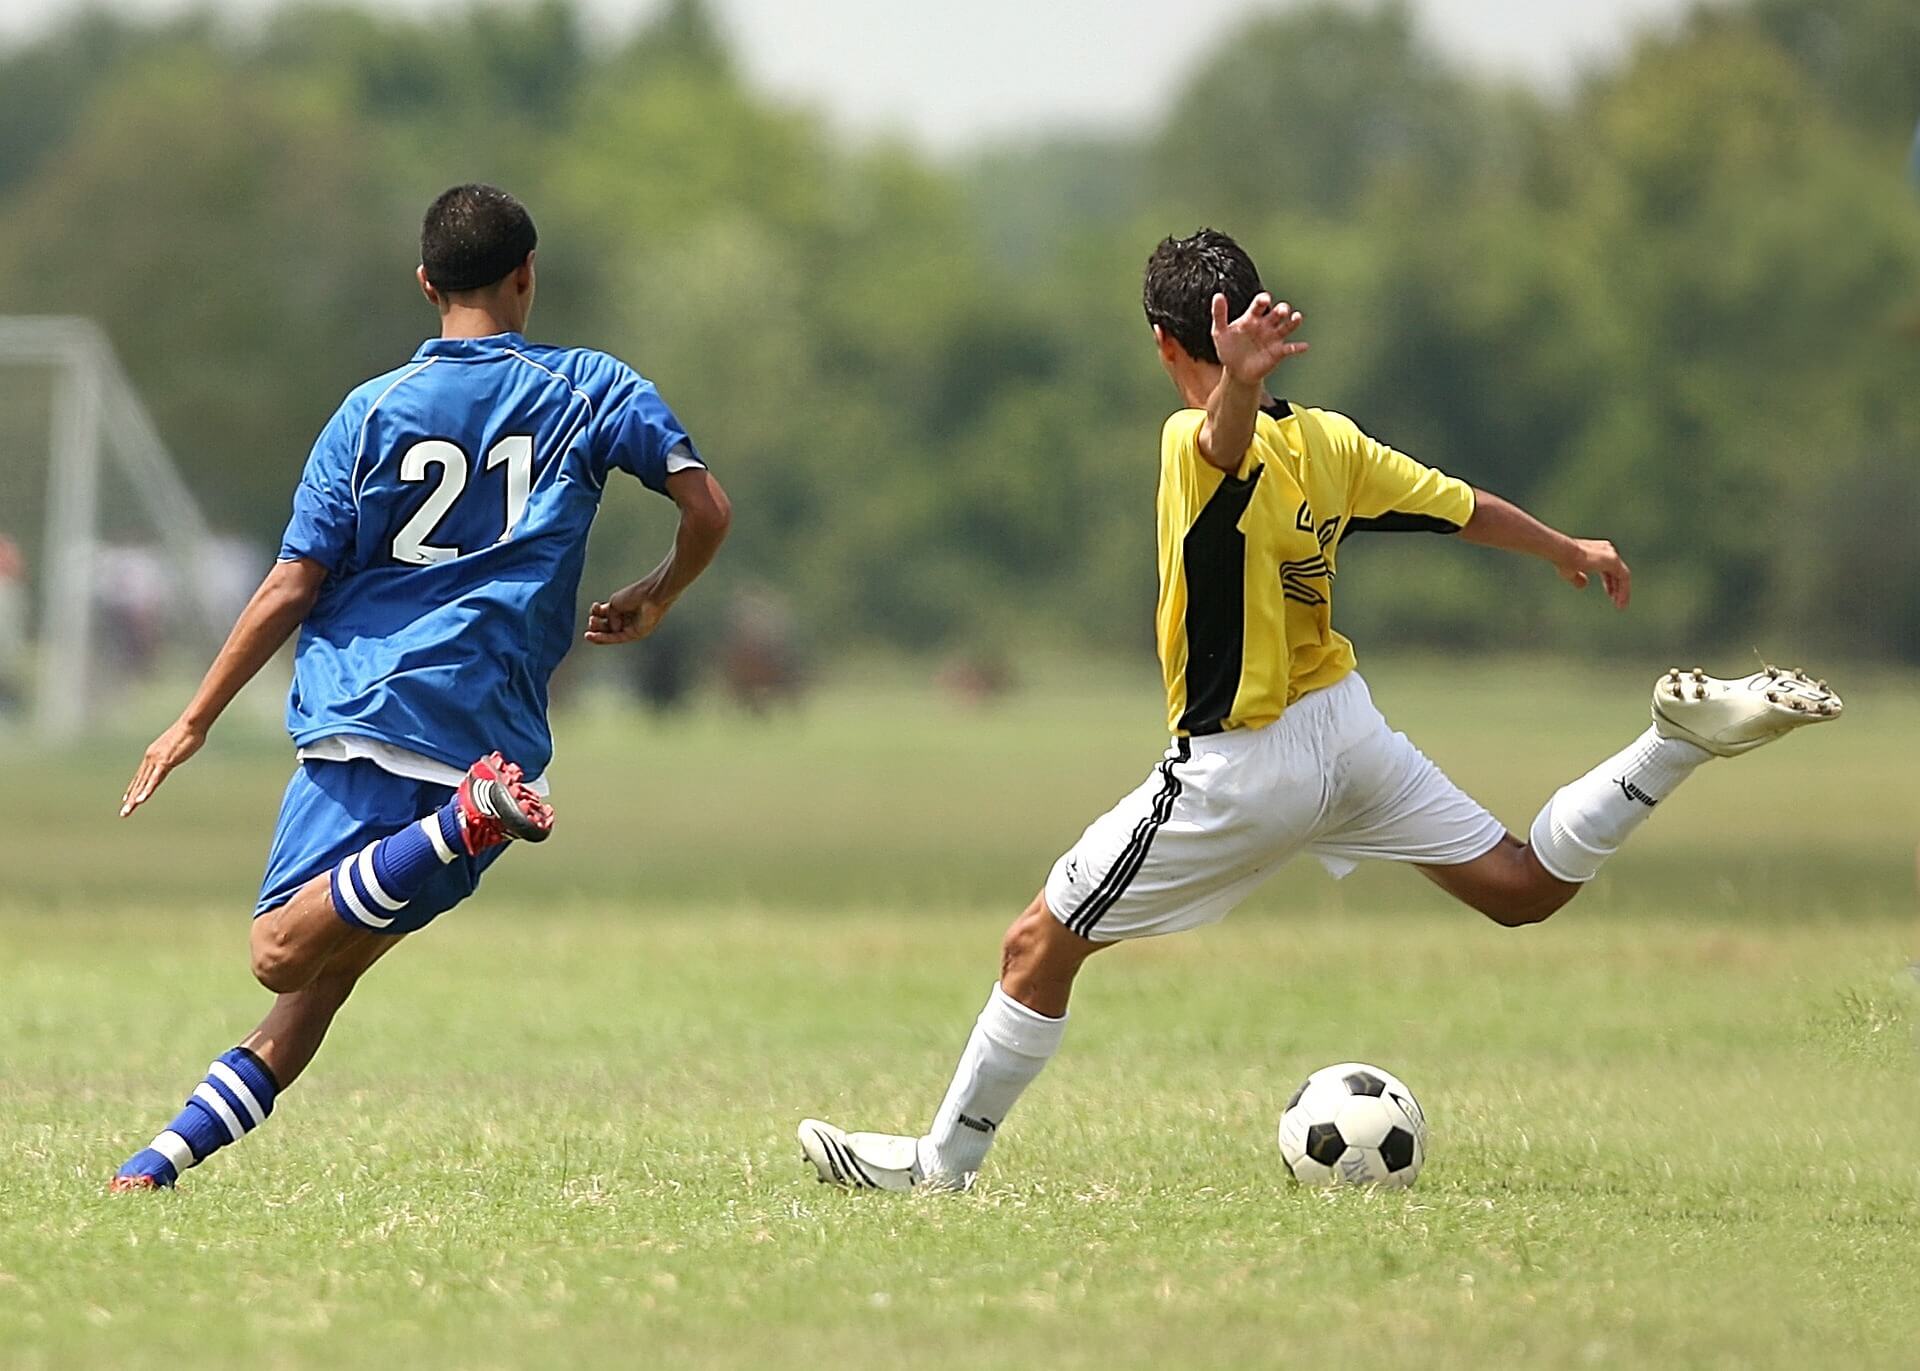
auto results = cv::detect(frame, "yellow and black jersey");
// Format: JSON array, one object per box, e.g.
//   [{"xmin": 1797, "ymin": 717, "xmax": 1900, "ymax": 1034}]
[{"xmin": 1156, "ymin": 400, "xmax": 1475, "ymax": 736}]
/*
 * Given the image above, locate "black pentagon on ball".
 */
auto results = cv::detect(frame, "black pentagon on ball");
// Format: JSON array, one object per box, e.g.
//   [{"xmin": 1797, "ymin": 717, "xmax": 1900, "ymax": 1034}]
[
  {"xmin": 1379, "ymin": 1125, "xmax": 1417, "ymax": 1172},
  {"xmin": 1304, "ymin": 1122, "xmax": 1346, "ymax": 1166},
  {"xmin": 1285, "ymin": 1081, "xmax": 1308, "ymax": 1111},
  {"xmin": 1343, "ymin": 1070, "xmax": 1386, "ymax": 1096}
]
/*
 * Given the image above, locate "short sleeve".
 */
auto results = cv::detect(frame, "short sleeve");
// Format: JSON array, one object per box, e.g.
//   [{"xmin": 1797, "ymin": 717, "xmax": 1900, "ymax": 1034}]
[
  {"xmin": 1314, "ymin": 407, "xmax": 1475, "ymax": 533},
  {"xmin": 598, "ymin": 370, "xmax": 702, "ymax": 496},
  {"xmin": 1159, "ymin": 408, "xmax": 1236, "ymax": 523},
  {"xmin": 277, "ymin": 402, "xmax": 360, "ymax": 572}
]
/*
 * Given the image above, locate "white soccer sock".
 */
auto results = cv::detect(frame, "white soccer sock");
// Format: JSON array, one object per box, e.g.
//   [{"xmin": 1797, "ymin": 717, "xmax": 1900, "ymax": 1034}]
[
  {"xmin": 1529, "ymin": 726, "xmax": 1711, "ymax": 883},
  {"xmin": 918, "ymin": 983, "xmax": 1067, "ymax": 1181}
]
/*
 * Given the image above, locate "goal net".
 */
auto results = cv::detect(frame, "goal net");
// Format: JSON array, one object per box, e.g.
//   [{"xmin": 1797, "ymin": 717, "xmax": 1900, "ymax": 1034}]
[{"xmin": 0, "ymin": 317, "xmax": 236, "ymax": 742}]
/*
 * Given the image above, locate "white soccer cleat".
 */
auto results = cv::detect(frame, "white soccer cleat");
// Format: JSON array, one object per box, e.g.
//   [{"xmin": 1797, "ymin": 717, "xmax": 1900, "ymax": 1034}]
[
  {"xmin": 797, "ymin": 1118, "xmax": 971, "ymax": 1193},
  {"xmin": 1651, "ymin": 665, "xmax": 1841, "ymax": 757},
  {"xmin": 797, "ymin": 1119, "xmax": 919, "ymax": 1191}
]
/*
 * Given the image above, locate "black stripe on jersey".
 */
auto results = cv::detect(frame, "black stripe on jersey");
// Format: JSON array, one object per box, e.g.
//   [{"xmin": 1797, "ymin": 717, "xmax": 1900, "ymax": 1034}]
[
  {"xmin": 1339, "ymin": 511, "xmax": 1464, "ymax": 540},
  {"xmin": 1176, "ymin": 464, "xmax": 1264, "ymax": 737},
  {"xmin": 1066, "ymin": 739, "xmax": 1190, "ymax": 938}
]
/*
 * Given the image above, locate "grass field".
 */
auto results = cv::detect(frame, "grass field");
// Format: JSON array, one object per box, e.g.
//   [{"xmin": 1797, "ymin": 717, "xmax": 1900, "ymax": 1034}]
[{"xmin": 6, "ymin": 659, "xmax": 1920, "ymax": 1369}]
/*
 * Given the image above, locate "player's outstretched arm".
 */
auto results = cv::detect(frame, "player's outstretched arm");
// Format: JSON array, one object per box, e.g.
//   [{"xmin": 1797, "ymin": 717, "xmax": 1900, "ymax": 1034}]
[
  {"xmin": 584, "ymin": 468, "xmax": 732, "ymax": 645},
  {"xmin": 120, "ymin": 557, "xmax": 328, "ymax": 817},
  {"xmin": 1459, "ymin": 488, "xmax": 1630, "ymax": 609},
  {"xmin": 1198, "ymin": 292, "xmax": 1307, "ymax": 473}
]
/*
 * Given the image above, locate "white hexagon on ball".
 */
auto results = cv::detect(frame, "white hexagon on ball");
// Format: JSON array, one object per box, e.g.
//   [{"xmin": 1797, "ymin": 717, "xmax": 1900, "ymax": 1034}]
[{"xmin": 1277, "ymin": 1061, "xmax": 1427, "ymax": 1189}]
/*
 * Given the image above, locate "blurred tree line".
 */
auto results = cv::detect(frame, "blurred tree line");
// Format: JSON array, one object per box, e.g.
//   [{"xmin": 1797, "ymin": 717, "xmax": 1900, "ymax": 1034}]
[{"xmin": 0, "ymin": 0, "xmax": 1915, "ymax": 663}]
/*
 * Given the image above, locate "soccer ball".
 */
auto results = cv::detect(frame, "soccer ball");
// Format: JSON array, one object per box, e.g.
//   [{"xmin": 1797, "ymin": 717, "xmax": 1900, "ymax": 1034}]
[{"xmin": 1278, "ymin": 1062, "xmax": 1426, "ymax": 1188}]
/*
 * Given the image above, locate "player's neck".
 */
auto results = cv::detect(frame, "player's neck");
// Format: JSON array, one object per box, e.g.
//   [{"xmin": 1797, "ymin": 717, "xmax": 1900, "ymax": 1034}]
[
  {"xmin": 1173, "ymin": 361, "xmax": 1269, "ymax": 413},
  {"xmin": 437, "ymin": 303, "xmax": 524, "ymax": 340}
]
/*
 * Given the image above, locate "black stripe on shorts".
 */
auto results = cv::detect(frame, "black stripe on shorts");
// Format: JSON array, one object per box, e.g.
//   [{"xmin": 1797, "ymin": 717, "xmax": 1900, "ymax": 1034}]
[{"xmin": 1066, "ymin": 737, "xmax": 1190, "ymax": 938}]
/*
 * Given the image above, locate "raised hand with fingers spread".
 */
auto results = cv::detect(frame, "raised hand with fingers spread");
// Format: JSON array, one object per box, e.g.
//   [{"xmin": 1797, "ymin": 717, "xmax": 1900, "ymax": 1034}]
[{"xmin": 1211, "ymin": 290, "xmax": 1308, "ymax": 386}]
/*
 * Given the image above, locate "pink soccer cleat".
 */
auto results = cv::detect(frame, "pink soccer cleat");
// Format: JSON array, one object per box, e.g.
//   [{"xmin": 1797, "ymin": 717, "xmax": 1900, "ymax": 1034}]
[{"xmin": 453, "ymin": 752, "xmax": 554, "ymax": 853}]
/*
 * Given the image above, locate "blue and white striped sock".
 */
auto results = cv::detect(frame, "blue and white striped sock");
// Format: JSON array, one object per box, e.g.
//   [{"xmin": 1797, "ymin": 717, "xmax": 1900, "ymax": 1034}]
[
  {"xmin": 115, "ymin": 1047, "xmax": 280, "ymax": 1187},
  {"xmin": 329, "ymin": 805, "xmax": 464, "ymax": 931}
]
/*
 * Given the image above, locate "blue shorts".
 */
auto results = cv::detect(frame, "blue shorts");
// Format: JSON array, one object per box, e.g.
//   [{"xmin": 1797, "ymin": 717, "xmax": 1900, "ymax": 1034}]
[{"xmin": 256, "ymin": 759, "xmax": 504, "ymax": 935}]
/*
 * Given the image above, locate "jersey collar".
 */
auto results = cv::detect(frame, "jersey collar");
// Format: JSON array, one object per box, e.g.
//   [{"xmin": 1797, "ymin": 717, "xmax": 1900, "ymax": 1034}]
[{"xmin": 413, "ymin": 332, "xmax": 527, "ymax": 361}]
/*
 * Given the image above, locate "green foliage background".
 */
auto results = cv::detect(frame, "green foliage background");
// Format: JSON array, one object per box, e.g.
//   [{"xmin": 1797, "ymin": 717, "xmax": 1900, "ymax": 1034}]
[{"xmin": 1, "ymin": 0, "xmax": 1916, "ymax": 661}]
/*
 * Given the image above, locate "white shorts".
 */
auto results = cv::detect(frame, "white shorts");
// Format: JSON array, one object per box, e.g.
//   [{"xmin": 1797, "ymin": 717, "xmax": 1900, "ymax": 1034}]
[{"xmin": 1045, "ymin": 672, "xmax": 1507, "ymax": 942}]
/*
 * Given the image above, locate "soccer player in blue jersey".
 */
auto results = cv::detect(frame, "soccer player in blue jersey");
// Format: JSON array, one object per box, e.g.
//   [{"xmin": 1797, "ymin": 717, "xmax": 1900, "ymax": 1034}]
[{"xmin": 109, "ymin": 185, "xmax": 731, "ymax": 1190}]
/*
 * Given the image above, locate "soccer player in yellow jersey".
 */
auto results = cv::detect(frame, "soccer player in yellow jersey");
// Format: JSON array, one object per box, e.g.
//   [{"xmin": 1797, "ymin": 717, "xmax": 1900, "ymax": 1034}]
[{"xmin": 797, "ymin": 228, "xmax": 1842, "ymax": 1192}]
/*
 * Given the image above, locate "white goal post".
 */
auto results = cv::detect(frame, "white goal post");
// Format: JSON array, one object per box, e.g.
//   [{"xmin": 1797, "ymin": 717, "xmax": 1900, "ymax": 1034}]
[{"xmin": 1, "ymin": 317, "xmax": 227, "ymax": 741}]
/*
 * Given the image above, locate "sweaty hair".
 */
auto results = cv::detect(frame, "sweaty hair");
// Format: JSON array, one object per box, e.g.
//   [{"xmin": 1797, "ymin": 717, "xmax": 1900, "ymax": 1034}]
[
  {"xmin": 1142, "ymin": 228, "xmax": 1265, "ymax": 365},
  {"xmin": 420, "ymin": 184, "xmax": 538, "ymax": 294}
]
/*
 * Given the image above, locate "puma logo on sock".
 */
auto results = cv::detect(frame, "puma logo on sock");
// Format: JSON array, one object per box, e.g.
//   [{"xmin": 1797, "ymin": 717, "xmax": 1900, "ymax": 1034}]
[
  {"xmin": 1614, "ymin": 776, "xmax": 1657, "ymax": 808},
  {"xmin": 958, "ymin": 1114, "xmax": 998, "ymax": 1134}
]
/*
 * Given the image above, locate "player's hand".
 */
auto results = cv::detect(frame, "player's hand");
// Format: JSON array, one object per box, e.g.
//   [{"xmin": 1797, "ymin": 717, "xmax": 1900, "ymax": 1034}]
[
  {"xmin": 1556, "ymin": 539, "xmax": 1631, "ymax": 609},
  {"xmin": 1211, "ymin": 292, "xmax": 1308, "ymax": 385},
  {"xmin": 585, "ymin": 575, "xmax": 676, "ymax": 645},
  {"xmin": 120, "ymin": 718, "xmax": 207, "ymax": 817}
]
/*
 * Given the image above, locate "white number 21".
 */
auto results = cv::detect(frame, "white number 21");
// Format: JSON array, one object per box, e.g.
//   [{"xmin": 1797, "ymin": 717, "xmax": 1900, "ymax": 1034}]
[{"xmin": 391, "ymin": 435, "xmax": 532, "ymax": 566}]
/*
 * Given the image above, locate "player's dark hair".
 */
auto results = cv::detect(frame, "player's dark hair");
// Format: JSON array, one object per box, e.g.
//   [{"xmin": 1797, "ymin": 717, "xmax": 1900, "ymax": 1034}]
[
  {"xmin": 420, "ymin": 184, "xmax": 538, "ymax": 294},
  {"xmin": 1142, "ymin": 228, "xmax": 1265, "ymax": 365}
]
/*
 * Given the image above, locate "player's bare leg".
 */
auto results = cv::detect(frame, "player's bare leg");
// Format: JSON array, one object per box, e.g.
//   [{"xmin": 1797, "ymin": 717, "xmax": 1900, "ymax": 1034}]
[
  {"xmin": 1418, "ymin": 835, "xmax": 1578, "ymax": 926},
  {"xmin": 997, "ymin": 891, "xmax": 1107, "ymax": 1017},
  {"xmin": 250, "ymin": 874, "xmax": 370, "ymax": 993},
  {"xmin": 242, "ymin": 931, "xmax": 404, "ymax": 1088},
  {"xmin": 800, "ymin": 892, "xmax": 1103, "ymax": 1191}
]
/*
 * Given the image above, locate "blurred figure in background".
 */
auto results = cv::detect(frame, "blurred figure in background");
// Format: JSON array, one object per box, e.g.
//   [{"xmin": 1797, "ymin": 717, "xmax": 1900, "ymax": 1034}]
[
  {"xmin": 0, "ymin": 535, "xmax": 25, "ymax": 716},
  {"xmin": 199, "ymin": 534, "xmax": 271, "ymax": 626},
  {"xmin": 721, "ymin": 588, "xmax": 805, "ymax": 715},
  {"xmin": 934, "ymin": 647, "xmax": 1016, "ymax": 706},
  {"xmin": 627, "ymin": 609, "xmax": 698, "ymax": 714},
  {"xmin": 93, "ymin": 544, "xmax": 169, "ymax": 687}
]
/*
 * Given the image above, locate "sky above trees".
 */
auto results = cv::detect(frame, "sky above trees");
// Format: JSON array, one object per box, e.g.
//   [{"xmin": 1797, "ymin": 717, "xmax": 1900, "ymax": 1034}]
[{"xmin": 0, "ymin": 0, "xmax": 1700, "ymax": 147}]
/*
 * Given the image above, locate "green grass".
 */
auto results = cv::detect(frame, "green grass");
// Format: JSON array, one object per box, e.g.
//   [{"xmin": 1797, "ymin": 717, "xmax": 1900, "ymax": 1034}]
[{"xmin": 6, "ymin": 660, "xmax": 1920, "ymax": 1369}]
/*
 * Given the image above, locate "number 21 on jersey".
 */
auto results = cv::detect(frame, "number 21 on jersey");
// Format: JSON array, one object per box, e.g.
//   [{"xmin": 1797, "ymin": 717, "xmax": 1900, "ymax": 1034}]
[{"xmin": 391, "ymin": 435, "xmax": 532, "ymax": 566}]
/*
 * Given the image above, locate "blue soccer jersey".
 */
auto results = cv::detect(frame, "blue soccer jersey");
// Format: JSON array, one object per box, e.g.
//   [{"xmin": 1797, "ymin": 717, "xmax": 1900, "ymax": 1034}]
[{"xmin": 277, "ymin": 332, "xmax": 698, "ymax": 777}]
